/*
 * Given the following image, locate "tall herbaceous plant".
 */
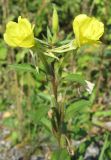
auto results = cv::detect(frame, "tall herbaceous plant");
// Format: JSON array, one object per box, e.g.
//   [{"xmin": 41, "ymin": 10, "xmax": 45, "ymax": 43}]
[{"xmin": 4, "ymin": 6, "xmax": 104, "ymax": 159}]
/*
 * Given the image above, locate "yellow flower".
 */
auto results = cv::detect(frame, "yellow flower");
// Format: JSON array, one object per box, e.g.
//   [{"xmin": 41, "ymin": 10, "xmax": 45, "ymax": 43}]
[
  {"xmin": 73, "ymin": 14, "xmax": 104, "ymax": 47},
  {"xmin": 4, "ymin": 16, "xmax": 35, "ymax": 48}
]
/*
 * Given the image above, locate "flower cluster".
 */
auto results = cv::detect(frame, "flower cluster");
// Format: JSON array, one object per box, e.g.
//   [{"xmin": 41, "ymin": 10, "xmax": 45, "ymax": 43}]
[{"xmin": 4, "ymin": 14, "xmax": 104, "ymax": 48}]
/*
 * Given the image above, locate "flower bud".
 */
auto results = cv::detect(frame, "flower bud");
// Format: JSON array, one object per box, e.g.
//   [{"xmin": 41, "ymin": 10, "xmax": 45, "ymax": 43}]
[{"xmin": 52, "ymin": 6, "xmax": 59, "ymax": 34}]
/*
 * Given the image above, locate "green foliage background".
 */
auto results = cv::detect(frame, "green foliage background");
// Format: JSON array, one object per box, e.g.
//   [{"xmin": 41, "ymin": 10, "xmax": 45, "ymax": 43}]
[{"xmin": 1, "ymin": 0, "xmax": 111, "ymax": 160}]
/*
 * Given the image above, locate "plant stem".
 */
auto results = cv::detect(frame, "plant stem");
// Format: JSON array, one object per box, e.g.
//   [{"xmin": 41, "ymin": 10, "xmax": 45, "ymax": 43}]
[
  {"xmin": 33, "ymin": 39, "xmax": 67, "ymax": 149},
  {"xmin": 9, "ymin": 48, "xmax": 24, "ymax": 139},
  {"xmin": 99, "ymin": 133, "xmax": 109, "ymax": 160},
  {"xmin": 14, "ymin": 71, "xmax": 24, "ymax": 139}
]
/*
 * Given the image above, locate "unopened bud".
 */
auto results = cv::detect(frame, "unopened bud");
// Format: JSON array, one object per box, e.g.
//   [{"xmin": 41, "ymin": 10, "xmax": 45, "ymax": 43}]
[{"xmin": 52, "ymin": 6, "xmax": 59, "ymax": 34}]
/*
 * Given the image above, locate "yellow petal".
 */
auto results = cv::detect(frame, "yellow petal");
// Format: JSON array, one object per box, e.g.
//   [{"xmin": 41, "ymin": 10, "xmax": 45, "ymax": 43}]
[
  {"xmin": 4, "ymin": 33, "xmax": 17, "ymax": 47},
  {"xmin": 82, "ymin": 17, "xmax": 104, "ymax": 40},
  {"xmin": 73, "ymin": 14, "xmax": 104, "ymax": 47},
  {"xmin": 73, "ymin": 14, "xmax": 88, "ymax": 47},
  {"xmin": 4, "ymin": 16, "xmax": 35, "ymax": 48},
  {"xmin": 18, "ymin": 16, "xmax": 33, "ymax": 35},
  {"xmin": 19, "ymin": 34, "xmax": 35, "ymax": 48},
  {"xmin": 5, "ymin": 21, "xmax": 19, "ymax": 36}
]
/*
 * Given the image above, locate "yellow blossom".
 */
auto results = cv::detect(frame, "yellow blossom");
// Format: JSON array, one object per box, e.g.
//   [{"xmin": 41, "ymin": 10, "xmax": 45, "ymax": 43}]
[
  {"xmin": 73, "ymin": 14, "xmax": 104, "ymax": 47},
  {"xmin": 4, "ymin": 16, "xmax": 35, "ymax": 48}
]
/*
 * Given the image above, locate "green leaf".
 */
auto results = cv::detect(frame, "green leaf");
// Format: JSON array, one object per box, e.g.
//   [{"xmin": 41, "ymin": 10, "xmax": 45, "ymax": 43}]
[
  {"xmin": 63, "ymin": 73, "xmax": 86, "ymax": 85},
  {"xmin": 8, "ymin": 63, "xmax": 36, "ymax": 73},
  {"xmin": 16, "ymin": 49, "xmax": 28, "ymax": 62},
  {"xmin": 44, "ymin": 52, "xmax": 59, "ymax": 60},
  {"xmin": 51, "ymin": 149, "xmax": 70, "ymax": 160},
  {"xmin": 38, "ymin": 92, "xmax": 51, "ymax": 102},
  {"xmin": 28, "ymin": 106, "xmax": 49, "ymax": 123},
  {"xmin": 65, "ymin": 100, "xmax": 91, "ymax": 120},
  {"xmin": 94, "ymin": 110, "xmax": 111, "ymax": 117},
  {"xmin": 41, "ymin": 117, "xmax": 52, "ymax": 132},
  {"xmin": 47, "ymin": 26, "xmax": 52, "ymax": 43}
]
